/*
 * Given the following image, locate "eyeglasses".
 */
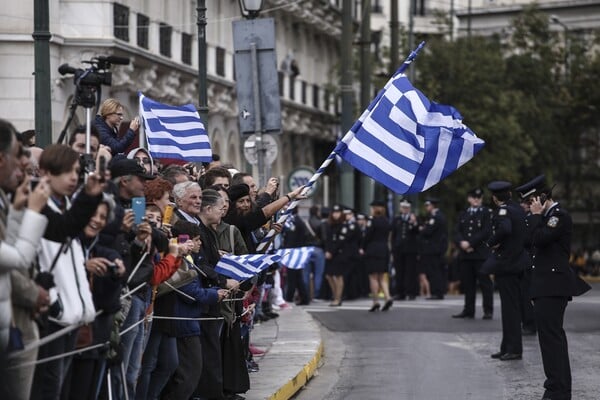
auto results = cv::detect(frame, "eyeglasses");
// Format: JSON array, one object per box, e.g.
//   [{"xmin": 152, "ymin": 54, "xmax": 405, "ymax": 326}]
[{"xmin": 135, "ymin": 157, "xmax": 151, "ymax": 165}]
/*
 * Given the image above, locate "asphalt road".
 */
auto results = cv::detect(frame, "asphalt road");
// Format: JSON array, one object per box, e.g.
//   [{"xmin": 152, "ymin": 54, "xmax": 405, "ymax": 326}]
[{"xmin": 293, "ymin": 284, "xmax": 600, "ymax": 400}]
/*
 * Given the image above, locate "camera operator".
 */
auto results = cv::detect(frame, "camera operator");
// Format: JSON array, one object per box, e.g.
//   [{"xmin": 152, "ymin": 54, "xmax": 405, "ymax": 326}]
[
  {"xmin": 68, "ymin": 124, "xmax": 113, "ymax": 170},
  {"xmin": 95, "ymin": 98, "xmax": 139, "ymax": 155}
]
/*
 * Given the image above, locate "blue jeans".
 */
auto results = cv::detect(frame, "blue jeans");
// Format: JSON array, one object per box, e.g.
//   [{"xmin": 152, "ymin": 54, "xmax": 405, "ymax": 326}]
[
  {"xmin": 135, "ymin": 330, "xmax": 178, "ymax": 400},
  {"xmin": 303, "ymin": 247, "xmax": 325, "ymax": 298},
  {"xmin": 117, "ymin": 295, "xmax": 149, "ymax": 399}
]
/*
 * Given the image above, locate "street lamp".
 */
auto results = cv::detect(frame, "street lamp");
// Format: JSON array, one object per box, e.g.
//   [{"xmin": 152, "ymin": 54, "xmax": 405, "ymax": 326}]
[
  {"xmin": 239, "ymin": 0, "xmax": 263, "ymax": 20},
  {"xmin": 550, "ymin": 14, "xmax": 569, "ymax": 80}
]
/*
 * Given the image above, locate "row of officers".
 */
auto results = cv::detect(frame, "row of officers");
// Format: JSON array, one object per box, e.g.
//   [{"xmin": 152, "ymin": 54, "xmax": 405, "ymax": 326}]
[{"xmin": 323, "ymin": 175, "xmax": 589, "ymax": 400}]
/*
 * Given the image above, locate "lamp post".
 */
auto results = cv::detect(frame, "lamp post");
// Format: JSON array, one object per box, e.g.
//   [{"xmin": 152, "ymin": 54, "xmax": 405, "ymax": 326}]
[
  {"xmin": 196, "ymin": 0, "xmax": 208, "ymax": 128},
  {"xmin": 239, "ymin": 0, "xmax": 262, "ymax": 19},
  {"xmin": 550, "ymin": 14, "xmax": 569, "ymax": 81}
]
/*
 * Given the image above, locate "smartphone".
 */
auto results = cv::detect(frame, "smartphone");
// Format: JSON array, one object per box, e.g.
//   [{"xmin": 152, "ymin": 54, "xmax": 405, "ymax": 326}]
[
  {"xmin": 30, "ymin": 177, "xmax": 40, "ymax": 191},
  {"xmin": 97, "ymin": 155, "xmax": 106, "ymax": 183},
  {"xmin": 178, "ymin": 234, "xmax": 190, "ymax": 243},
  {"xmin": 131, "ymin": 197, "xmax": 146, "ymax": 225}
]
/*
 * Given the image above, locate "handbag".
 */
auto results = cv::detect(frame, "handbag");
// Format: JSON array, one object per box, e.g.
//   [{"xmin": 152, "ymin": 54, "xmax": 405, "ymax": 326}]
[{"xmin": 156, "ymin": 258, "xmax": 199, "ymax": 297}]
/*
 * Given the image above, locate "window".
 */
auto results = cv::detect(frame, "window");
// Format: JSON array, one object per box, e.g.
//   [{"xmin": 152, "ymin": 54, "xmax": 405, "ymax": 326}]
[
  {"xmin": 301, "ymin": 81, "xmax": 307, "ymax": 104},
  {"xmin": 137, "ymin": 14, "xmax": 149, "ymax": 49},
  {"xmin": 159, "ymin": 23, "xmax": 172, "ymax": 57},
  {"xmin": 312, "ymin": 84, "xmax": 319, "ymax": 108},
  {"xmin": 181, "ymin": 33, "xmax": 192, "ymax": 65},
  {"xmin": 289, "ymin": 75, "xmax": 296, "ymax": 101},
  {"xmin": 372, "ymin": 0, "xmax": 382, "ymax": 13},
  {"xmin": 324, "ymin": 89, "xmax": 330, "ymax": 111},
  {"xmin": 216, "ymin": 47, "xmax": 226, "ymax": 77},
  {"xmin": 113, "ymin": 4, "xmax": 129, "ymax": 42},
  {"xmin": 278, "ymin": 71, "xmax": 284, "ymax": 96}
]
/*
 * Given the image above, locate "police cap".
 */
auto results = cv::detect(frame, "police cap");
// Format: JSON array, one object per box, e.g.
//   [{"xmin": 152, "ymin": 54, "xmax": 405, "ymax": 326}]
[
  {"xmin": 487, "ymin": 181, "xmax": 512, "ymax": 194},
  {"xmin": 424, "ymin": 197, "xmax": 440, "ymax": 206},
  {"xmin": 331, "ymin": 204, "xmax": 343, "ymax": 212},
  {"xmin": 515, "ymin": 175, "xmax": 546, "ymax": 199},
  {"xmin": 399, "ymin": 200, "xmax": 411, "ymax": 208},
  {"xmin": 467, "ymin": 188, "xmax": 484, "ymax": 198}
]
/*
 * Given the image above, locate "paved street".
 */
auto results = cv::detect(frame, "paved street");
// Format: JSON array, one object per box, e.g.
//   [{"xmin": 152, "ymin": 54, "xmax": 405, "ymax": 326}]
[{"xmin": 292, "ymin": 285, "xmax": 600, "ymax": 400}]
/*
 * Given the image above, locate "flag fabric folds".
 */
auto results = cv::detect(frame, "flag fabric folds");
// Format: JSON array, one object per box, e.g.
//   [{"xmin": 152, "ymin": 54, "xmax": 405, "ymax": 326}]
[
  {"xmin": 139, "ymin": 93, "xmax": 212, "ymax": 162},
  {"xmin": 334, "ymin": 73, "xmax": 485, "ymax": 194},
  {"xmin": 215, "ymin": 253, "xmax": 282, "ymax": 281},
  {"xmin": 275, "ymin": 247, "xmax": 315, "ymax": 270}
]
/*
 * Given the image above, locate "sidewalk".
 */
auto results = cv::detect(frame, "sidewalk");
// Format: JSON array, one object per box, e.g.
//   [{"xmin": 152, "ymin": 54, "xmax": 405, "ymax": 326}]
[{"xmin": 244, "ymin": 304, "xmax": 323, "ymax": 400}]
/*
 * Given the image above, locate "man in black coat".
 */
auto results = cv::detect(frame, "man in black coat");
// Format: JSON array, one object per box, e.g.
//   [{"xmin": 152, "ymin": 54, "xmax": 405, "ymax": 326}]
[
  {"xmin": 518, "ymin": 175, "xmax": 590, "ymax": 400},
  {"xmin": 484, "ymin": 181, "xmax": 529, "ymax": 361},
  {"xmin": 452, "ymin": 188, "xmax": 494, "ymax": 319},
  {"xmin": 418, "ymin": 198, "xmax": 448, "ymax": 300}
]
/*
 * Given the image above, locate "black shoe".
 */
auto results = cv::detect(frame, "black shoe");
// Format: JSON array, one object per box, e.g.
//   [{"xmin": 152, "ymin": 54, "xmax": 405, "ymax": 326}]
[
  {"xmin": 369, "ymin": 303, "xmax": 381, "ymax": 312},
  {"xmin": 452, "ymin": 312, "xmax": 474, "ymax": 319},
  {"xmin": 482, "ymin": 313, "xmax": 493, "ymax": 320},
  {"xmin": 490, "ymin": 351, "xmax": 504, "ymax": 359},
  {"xmin": 499, "ymin": 353, "xmax": 522, "ymax": 361},
  {"xmin": 381, "ymin": 299, "xmax": 393, "ymax": 311}
]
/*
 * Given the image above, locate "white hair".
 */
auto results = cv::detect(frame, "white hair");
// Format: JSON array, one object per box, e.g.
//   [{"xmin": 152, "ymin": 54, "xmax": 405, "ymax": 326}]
[{"xmin": 172, "ymin": 181, "xmax": 201, "ymax": 201}]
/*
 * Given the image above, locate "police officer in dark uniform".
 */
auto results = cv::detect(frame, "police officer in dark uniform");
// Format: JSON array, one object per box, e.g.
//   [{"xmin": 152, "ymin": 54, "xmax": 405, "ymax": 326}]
[
  {"xmin": 514, "ymin": 184, "xmax": 537, "ymax": 336},
  {"xmin": 452, "ymin": 188, "xmax": 494, "ymax": 319},
  {"xmin": 341, "ymin": 207, "xmax": 362, "ymax": 300},
  {"xmin": 517, "ymin": 175, "xmax": 590, "ymax": 400},
  {"xmin": 391, "ymin": 200, "xmax": 419, "ymax": 300},
  {"xmin": 418, "ymin": 197, "xmax": 448, "ymax": 300},
  {"xmin": 484, "ymin": 181, "xmax": 529, "ymax": 361}
]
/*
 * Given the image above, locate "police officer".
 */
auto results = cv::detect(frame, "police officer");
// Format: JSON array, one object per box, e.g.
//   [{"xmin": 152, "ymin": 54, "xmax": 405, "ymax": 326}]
[
  {"xmin": 517, "ymin": 175, "xmax": 590, "ymax": 400},
  {"xmin": 484, "ymin": 181, "xmax": 529, "ymax": 361},
  {"xmin": 514, "ymin": 184, "xmax": 537, "ymax": 336},
  {"xmin": 341, "ymin": 207, "xmax": 361, "ymax": 300},
  {"xmin": 418, "ymin": 197, "xmax": 448, "ymax": 300},
  {"xmin": 391, "ymin": 200, "xmax": 419, "ymax": 300},
  {"xmin": 452, "ymin": 188, "xmax": 494, "ymax": 319}
]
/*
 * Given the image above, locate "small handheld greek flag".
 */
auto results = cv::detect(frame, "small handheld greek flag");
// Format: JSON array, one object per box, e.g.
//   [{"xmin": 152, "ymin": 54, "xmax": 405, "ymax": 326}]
[
  {"xmin": 334, "ymin": 73, "xmax": 484, "ymax": 194},
  {"xmin": 139, "ymin": 93, "xmax": 212, "ymax": 162},
  {"xmin": 215, "ymin": 253, "xmax": 282, "ymax": 281},
  {"xmin": 275, "ymin": 247, "xmax": 315, "ymax": 270}
]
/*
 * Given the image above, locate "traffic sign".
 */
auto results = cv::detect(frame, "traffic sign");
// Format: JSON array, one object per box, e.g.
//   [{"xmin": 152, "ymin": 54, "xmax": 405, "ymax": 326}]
[{"xmin": 243, "ymin": 134, "xmax": 278, "ymax": 165}]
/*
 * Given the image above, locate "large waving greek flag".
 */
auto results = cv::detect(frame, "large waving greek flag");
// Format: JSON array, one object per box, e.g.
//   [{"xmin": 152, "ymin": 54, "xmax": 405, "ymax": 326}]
[
  {"xmin": 139, "ymin": 93, "xmax": 212, "ymax": 162},
  {"xmin": 334, "ymin": 73, "xmax": 484, "ymax": 194},
  {"xmin": 275, "ymin": 247, "xmax": 315, "ymax": 270},
  {"xmin": 215, "ymin": 253, "xmax": 282, "ymax": 281}
]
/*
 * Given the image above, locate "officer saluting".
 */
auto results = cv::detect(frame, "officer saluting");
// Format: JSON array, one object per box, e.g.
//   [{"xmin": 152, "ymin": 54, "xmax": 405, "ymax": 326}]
[
  {"xmin": 452, "ymin": 188, "xmax": 494, "ymax": 319},
  {"xmin": 516, "ymin": 175, "xmax": 590, "ymax": 400},
  {"xmin": 484, "ymin": 181, "xmax": 529, "ymax": 361}
]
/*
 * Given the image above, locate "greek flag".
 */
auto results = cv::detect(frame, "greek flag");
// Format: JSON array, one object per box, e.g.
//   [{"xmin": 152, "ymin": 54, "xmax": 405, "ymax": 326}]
[
  {"xmin": 139, "ymin": 93, "xmax": 212, "ymax": 162},
  {"xmin": 275, "ymin": 247, "xmax": 315, "ymax": 270},
  {"xmin": 215, "ymin": 253, "xmax": 282, "ymax": 281},
  {"xmin": 334, "ymin": 73, "xmax": 484, "ymax": 194}
]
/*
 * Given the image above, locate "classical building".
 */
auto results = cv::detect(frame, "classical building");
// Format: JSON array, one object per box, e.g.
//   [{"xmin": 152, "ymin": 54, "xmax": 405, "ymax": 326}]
[{"xmin": 0, "ymin": 0, "xmax": 350, "ymax": 203}]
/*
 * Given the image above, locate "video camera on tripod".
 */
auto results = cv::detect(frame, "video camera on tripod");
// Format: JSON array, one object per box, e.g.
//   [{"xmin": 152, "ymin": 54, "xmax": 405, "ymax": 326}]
[
  {"xmin": 57, "ymin": 55, "xmax": 130, "ymax": 177},
  {"xmin": 58, "ymin": 55, "xmax": 129, "ymax": 108}
]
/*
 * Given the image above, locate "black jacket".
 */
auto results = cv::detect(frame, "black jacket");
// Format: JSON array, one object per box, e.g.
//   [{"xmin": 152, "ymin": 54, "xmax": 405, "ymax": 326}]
[
  {"xmin": 527, "ymin": 203, "xmax": 590, "ymax": 298},
  {"xmin": 362, "ymin": 216, "xmax": 391, "ymax": 260},
  {"xmin": 418, "ymin": 210, "xmax": 448, "ymax": 256},
  {"xmin": 484, "ymin": 200, "xmax": 528, "ymax": 275},
  {"xmin": 391, "ymin": 214, "xmax": 419, "ymax": 254},
  {"xmin": 454, "ymin": 206, "xmax": 492, "ymax": 260}
]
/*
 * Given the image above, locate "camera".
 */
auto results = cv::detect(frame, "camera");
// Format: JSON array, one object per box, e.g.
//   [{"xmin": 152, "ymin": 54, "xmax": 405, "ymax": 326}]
[
  {"xmin": 58, "ymin": 55, "xmax": 129, "ymax": 108},
  {"xmin": 107, "ymin": 262, "xmax": 118, "ymax": 277}
]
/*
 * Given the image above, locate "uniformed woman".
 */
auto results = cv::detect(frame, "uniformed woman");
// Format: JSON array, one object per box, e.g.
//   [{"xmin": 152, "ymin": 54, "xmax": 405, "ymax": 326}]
[
  {"xmin": 360, "ymin": 200, "xmax": 393, "ymax": 312},
  {"xmin": 324, "ymin": 205, "xmax": 347, "ymax": 306}
]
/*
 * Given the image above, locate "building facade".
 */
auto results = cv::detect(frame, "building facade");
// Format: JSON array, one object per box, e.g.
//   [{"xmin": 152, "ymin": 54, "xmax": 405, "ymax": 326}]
[{"xmin": 0, "ymin": 0, "xmax": 348, "ymax": 203}]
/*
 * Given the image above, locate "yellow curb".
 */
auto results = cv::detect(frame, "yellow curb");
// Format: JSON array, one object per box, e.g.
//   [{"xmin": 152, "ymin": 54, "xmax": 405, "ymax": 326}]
[
  {"xmin": 267, "ymin": 341, "xmax": 324, "ymax": 400},
  {"xmin": 581, "ymin": 275, "xmax": 600, "ymax": 283}
]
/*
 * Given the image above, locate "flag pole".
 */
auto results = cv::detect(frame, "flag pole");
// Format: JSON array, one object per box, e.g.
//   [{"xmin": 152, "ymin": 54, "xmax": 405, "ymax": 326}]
[{"xmin": 256, "ymin": 42, "xmax": 426, "ymax": 253}]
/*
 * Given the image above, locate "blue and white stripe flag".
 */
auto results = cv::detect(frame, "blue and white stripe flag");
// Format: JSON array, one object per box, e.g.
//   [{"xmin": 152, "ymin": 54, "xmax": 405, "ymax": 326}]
[
  {"xmin": 334, "ymin": 73, "xmax": 484, "ymax": 194},
  {"xmin": 275, "ymin": 247, "xmax": 315, "ymax": 270},
  {"xmin": 139, "ymin": 93, "xmax": 212, "ymax": 162},
  {"xmin": 215, "ymin": 253, "xmax": 282, "ymax": 281}
]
